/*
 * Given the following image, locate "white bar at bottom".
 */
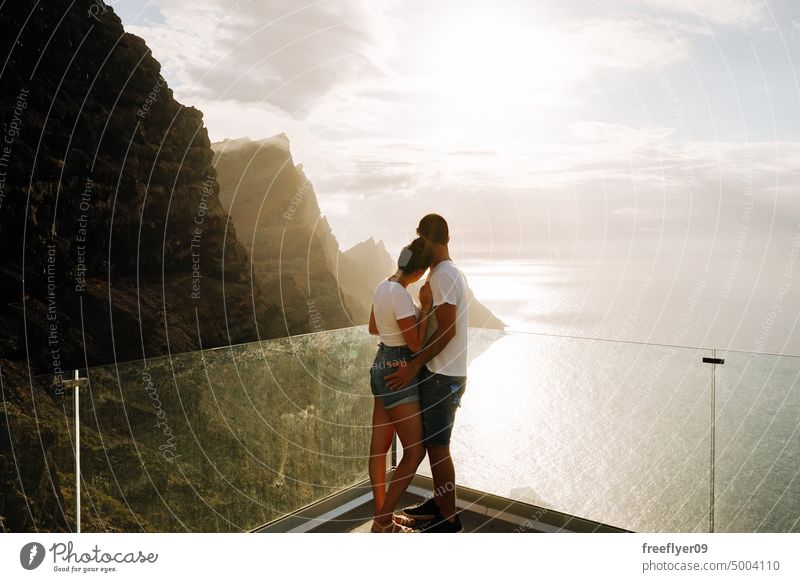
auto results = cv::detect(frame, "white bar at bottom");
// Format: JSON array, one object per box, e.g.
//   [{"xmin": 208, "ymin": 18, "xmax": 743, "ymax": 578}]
[{"xmin": 1, "ymin": 533, "xmax": 797, "ymax": 581}]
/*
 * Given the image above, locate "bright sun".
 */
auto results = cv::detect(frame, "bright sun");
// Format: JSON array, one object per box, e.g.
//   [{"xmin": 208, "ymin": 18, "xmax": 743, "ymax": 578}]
[{"xmin": 429, "ymin": 15, "xmax": 565, "ymax": 113}]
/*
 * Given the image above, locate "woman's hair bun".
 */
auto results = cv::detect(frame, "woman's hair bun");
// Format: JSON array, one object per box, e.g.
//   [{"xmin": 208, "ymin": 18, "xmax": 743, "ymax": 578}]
[{"xmin": 398, "ymin": 237, "xmax": 433, "ymax": 275}]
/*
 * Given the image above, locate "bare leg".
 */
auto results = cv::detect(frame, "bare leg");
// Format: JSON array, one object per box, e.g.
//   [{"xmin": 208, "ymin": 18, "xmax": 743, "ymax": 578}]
[
  {"xmin": 428, "ymin": 444, "xmax": 457, "ymax": 522},
  {"xmin": 375, "ymin": 401, "xmax": 426, "ymax": 527},
  {"xmin": 369, "ymin": 398, "xmax": 394, "ymax": 515}
]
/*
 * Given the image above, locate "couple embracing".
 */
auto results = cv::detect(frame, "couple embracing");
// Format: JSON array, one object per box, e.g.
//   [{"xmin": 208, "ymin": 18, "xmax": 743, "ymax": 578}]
[{"xmin": 367, "ymin": 214, "xmax": 468, "ymax": 533}]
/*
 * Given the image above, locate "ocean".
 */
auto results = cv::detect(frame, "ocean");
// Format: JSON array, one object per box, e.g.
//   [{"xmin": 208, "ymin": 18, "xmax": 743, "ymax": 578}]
[
  {"xmin": 460, "ymin": 258, "xmax": 800, "ymax": 355},
  {"xmin": 413, "ymin": 258, "xmax": 800, "ymax": 532}
]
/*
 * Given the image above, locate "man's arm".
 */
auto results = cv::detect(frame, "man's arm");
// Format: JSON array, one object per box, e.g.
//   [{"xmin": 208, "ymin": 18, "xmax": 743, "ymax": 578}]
[
  {"xmin": 368, "ymin": 307, "xmax": 379, "ymax": 335},
  {"xmin": 385, "ymin": 302, "xmax": 456, "ymax": 390},
  {"xmin": 412, "ymin": 302, "xmax": 456, "ymax": 367}
]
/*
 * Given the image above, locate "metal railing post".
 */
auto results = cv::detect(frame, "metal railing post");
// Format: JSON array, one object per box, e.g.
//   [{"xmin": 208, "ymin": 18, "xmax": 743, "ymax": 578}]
[
  {"xmin": 63, "ymin": 369, "xmax": 88, "ymax": 533},
  {"xmin": 76, "ymin": 372, "xmax": 80, "ymax": 533},
  {"xmin": 702, "ymin": 352, "xmax": 724, "ymax": 533}
]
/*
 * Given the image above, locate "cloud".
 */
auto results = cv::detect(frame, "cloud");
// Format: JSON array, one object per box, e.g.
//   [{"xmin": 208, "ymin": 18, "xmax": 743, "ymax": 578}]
[
  {"xmin": 317, "ymin": 167, "xmax": 419, "ymax": 197},
  {"xmin": 192, "ymin": 97, "xmax": 300, "ymax": 141},
  {"xmin": 113, "ymin": 0, "xmax": 702, "ymax": 143},
  {"xmin": 562, "ymin": 17, "xmax": 691, "ymax": 73},
  {"xmin": 637, "ymin": 0, "xmax": 767, "ymax": 28},
  {"xmin": 612, "ymin": 206, "xmax": 667, "ymax": 219},
  {"xmin": 570, "ymin": 121, "xmax": 675, "ymax": 146},
  {"xmin": 108, "ymin": 0, "xmax": 800, "ymax": 260},
  {"xmin": 113, "ymin": 0, "xmax": 380, "ymax": 114}
]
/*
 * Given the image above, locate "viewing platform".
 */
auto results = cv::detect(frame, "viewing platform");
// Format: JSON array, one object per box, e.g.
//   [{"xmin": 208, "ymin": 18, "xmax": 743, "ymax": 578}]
[{"xmin": 255, "ymin": 475, "xmax": 627, "ymax": 533}]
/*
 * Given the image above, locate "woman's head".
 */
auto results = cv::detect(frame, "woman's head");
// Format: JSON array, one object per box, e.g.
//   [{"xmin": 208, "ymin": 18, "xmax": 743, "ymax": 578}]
[{"xmin": 397, "ymin": 237, "xmax": 433, "ymax": 281}]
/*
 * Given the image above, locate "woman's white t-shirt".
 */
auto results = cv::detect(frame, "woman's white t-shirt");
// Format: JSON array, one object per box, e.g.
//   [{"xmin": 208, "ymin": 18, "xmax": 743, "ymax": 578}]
[
  {"xmin": 372, "ymin": 279, "xmax": 417, "ymax": 346},
  {"xmin": 425, "ymin": 260, "xmax": 468, "ymax": 376}
]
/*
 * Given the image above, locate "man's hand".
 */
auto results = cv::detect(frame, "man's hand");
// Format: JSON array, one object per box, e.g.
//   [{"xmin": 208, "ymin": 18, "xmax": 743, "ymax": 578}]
[{"xmin": 385, "ymin": 359, "xmax": 421, "ymax": 390}]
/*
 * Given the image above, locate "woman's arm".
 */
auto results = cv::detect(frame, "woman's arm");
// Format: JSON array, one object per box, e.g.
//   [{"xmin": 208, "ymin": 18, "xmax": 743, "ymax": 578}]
[
  {"xmin": 368, "ymin": 307, "xmax": 379, "ymax": 335},
  {"xmin": 396, "ymin": 315, "xmax": 425, "ymax": 353},
  {"xmin": 396, "ymin": 283, "xmax": 433, "ymax": 353}
]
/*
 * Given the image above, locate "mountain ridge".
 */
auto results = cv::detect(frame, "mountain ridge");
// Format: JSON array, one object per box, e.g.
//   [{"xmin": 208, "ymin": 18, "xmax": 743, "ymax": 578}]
[{"xmin": 211, "ymin": 135, "xmax": 505, "ymax": 330}]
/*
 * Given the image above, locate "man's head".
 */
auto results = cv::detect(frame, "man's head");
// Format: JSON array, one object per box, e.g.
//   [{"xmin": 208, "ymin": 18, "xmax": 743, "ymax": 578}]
[{"xmin": 417, "ymin": 213, "xmax": 449, "ymax": 246}]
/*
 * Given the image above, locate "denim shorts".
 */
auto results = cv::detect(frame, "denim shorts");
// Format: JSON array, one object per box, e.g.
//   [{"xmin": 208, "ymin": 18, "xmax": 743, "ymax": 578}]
[
  {"xmin": 369, "ymin": 343, "xmax": 421, "ymax": 409},
  {"xmin": 418, "ymin": 366, "xmax": 467, "ymax": 446}
]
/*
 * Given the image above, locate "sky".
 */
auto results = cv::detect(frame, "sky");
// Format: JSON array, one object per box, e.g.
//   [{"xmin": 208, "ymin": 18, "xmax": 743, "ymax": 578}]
[{"xmin": 108, "ymin": 0, "xmax": 800, "ymax": 265}]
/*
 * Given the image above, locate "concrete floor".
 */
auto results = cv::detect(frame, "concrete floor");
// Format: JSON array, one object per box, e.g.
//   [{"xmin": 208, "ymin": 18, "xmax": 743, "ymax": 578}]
[{"xmin": 308, "ymin": 491, "xmax": 541, "ymax": 533}]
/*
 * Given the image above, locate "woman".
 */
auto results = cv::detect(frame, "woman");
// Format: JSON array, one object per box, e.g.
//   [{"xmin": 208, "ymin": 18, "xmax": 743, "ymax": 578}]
[{"xmin": 367, "ymin": 237, "xmax": 433, "ymax": 532}]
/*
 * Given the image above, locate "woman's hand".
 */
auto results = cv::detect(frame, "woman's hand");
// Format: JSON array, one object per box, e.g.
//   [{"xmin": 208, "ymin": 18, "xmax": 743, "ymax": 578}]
[{"xmin": 419, "ymin": 282, "xmax": 433, "ymax": 312}]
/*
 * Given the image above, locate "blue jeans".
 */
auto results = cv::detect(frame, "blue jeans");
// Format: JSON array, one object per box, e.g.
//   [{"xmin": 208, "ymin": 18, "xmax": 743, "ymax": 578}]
[
  {"xmin": 418, "ymin": 366, "xmax": 467, "ymax": 446},
  {"xmin": 369, "ymin": 343, "xmax": 421, "ymax": 409}
]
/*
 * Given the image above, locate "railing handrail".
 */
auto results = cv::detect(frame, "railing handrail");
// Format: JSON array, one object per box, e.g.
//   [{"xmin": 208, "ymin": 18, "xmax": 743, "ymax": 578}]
[{"xmin": 499, "ymin": 327, "xmax": 800, "ymax": 358}]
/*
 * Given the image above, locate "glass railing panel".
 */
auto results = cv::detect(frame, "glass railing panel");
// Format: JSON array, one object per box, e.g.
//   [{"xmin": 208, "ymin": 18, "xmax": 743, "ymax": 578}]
[
  {"xmin": 78, "ymin": 326, "xmax": 376, "ymax": 532},
  {"xmin": 715, "ymin": 350, "xmax": 800, "ymax": 532},
  {"xmin": 37, "ymin": 324, "xmax": 796, "ymax": 534},
  {"xmin": 415, "ymin": 329, "xmax": 714, "ymax": 532},
  {"xmin": 19, "ymin": 373, "xmax": 79, "ymax": 532}
]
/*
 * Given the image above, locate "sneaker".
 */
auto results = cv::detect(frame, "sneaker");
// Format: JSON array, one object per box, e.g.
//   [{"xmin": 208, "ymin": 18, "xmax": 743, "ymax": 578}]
[
  {"xmin": 399, "ymin": 496, "xmax": 442, "ymax": 522},
  {"xmin": 418, "ymin": 513, "xmax": 463, "ymax": 533}
]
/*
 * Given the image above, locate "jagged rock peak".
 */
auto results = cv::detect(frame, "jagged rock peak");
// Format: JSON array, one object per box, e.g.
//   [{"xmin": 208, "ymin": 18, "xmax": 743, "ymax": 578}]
[
  {"xmin": 344, "ymin": 237, "xmax": 388, "ymax": 254},
  {"xmin": 214, "ymin": 133, "xmax": 291, "ymax": 153}
]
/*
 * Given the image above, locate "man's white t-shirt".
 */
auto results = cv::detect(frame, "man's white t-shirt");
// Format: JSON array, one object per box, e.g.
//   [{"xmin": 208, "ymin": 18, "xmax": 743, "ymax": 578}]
[
  {"xmin": 372, "ymin": 279, "xmax": 417, "ymax": 346},
  {"xmin": 426, "ymin": 260, "xmax": 468, "ymax": 377}
]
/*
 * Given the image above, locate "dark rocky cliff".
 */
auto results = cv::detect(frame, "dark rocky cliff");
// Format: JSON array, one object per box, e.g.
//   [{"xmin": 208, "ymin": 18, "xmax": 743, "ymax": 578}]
[
  {"xmin": 0, "ymin": 1, "xmax": 306, "ymax": 532},
  {"xmin": 0, "ymin": 1, "xmax": 301, "ymax": 374}
]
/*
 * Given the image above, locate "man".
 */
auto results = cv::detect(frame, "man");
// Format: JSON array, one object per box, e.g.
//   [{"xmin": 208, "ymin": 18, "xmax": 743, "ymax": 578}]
[{"xmin": 386, "ymin": 213, "xmax": 468, "ymax": 533}]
